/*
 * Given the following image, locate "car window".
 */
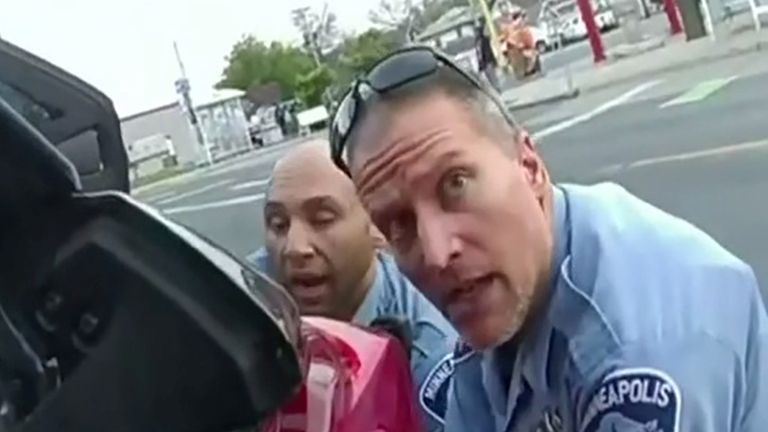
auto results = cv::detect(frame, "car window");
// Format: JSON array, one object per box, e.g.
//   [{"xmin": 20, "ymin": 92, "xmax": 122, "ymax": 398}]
[{"xmin": 0, "ymin": 79, "xmax": 62, "ymax": 129}]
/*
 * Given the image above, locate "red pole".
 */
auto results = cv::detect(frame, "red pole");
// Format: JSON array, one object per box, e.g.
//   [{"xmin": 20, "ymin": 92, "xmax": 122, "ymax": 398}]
[
  {"xmin": 662, "ymin": 0, "xmax": 684, "ymax": 35},
  {"xmin": 576, "ymin": 0, "xmax": 606, "ymax": 64}
]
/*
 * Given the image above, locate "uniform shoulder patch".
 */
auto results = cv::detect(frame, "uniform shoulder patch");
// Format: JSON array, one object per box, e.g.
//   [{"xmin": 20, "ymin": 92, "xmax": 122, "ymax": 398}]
[
  {"xmin": 419, "ymin": 353, "xmax": 454, "ymax": 424},
  {"xmin": 580, "ymin": 368, "xmax": 681, "ymax": 432}
]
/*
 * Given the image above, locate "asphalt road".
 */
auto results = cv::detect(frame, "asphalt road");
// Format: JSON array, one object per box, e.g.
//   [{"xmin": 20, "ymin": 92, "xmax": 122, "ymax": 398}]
[{"xmin": 135, "ymin": 52, "xmax": 768, "ymax": 301}]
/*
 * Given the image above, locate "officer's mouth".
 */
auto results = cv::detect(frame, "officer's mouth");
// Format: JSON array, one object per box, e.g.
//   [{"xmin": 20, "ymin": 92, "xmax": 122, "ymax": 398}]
[
  {"xmin": 445, "ymin": 273, "xmax": 496, "ymax": 324},
  {"xmin": 288, "ymin": 274, "xmax": 330, "ymax": 305}
]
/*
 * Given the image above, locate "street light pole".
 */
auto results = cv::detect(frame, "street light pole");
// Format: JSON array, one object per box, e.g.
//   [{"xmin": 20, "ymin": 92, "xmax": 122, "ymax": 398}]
[{"xmin": 576, "ymin": 0, "xmax": 607, "ymax": 63}]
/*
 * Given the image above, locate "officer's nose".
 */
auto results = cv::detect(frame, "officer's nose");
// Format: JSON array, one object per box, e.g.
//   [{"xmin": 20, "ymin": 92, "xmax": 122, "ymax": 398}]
[
  {"xmin": 283, "ymin": 221, "xmax": 316, "ymax": 263},
  {"xmin": 417, "ymin": 212, "xmax": 461, "ymax": 273}
]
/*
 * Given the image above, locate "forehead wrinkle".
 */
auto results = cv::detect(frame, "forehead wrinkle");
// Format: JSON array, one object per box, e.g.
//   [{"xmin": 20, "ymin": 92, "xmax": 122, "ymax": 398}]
[{"xmin": 357, "ymin": 128, "xmax": 449, "ymax": 199}]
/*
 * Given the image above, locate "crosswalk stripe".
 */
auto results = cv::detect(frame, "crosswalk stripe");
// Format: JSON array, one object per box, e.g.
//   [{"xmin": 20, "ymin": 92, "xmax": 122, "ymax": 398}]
[{"xmin": 660, "ymin": 75, "xmax": 739, "ymax": 108}]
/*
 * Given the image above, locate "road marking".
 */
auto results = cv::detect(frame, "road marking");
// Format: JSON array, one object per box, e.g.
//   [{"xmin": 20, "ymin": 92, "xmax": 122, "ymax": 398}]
[
  {"xmin": 533, "ymin": 79, "xmax": 663, "ymax": 140},
  {"xmin": 660, "ymin": 75, "xmax": 739, "ymax": 108},
  {"xmin": 156, "ymin": 179, "xmax": 233, "ymax": 205},
  {"xmin": 143, "ymin": 190, "xmax": 176, "ymax": 203},
  {"xmin": 231, "ymin": 178, "xmax": 270, "ymax": 191},
  {"xmin": 162, "ymin": 193, "xmax": 266, "ymax": 215},
  {"xmin": 598, "ymin": 139, "xmax": 768, "ymax": 175}
]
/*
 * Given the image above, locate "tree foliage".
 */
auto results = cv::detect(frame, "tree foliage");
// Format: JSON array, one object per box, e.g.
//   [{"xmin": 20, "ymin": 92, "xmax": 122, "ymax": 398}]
[
  {"xmin": 295, "ymin": 65, "xmax": 336, "ymax": 107},
  {"xmin": 291, "ymin": 4, "xmax": 341, "ymax": 62},
  {"xmin": 216, "ymin": 35, "xmax": 315, "ymax": 98},
  {"xmin": 368, "ymin": 0, "xmax": 416, "ymax": 30},
  {"xmin": 339, "ymin": 29, "xmax": 399, "ymax": 76},
  {"xmin": 218, "ymin": 0, "xmax": 475, "ymax": 108}
]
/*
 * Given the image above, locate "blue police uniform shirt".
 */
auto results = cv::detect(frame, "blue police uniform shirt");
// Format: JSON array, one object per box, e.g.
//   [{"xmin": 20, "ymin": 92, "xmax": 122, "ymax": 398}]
[
  {"xmin": 246, "ymin": 248, "xmax": 458, "ymax": 432},
  {"xmin": 446, "ymin": 183, "xmax": 767, "ymax": 432}
]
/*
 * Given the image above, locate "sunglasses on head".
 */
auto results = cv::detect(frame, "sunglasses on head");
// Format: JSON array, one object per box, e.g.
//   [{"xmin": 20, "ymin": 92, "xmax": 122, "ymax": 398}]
[{"xmin": 329, "ymin": 46, "xmax": 513, "ymax": 175}]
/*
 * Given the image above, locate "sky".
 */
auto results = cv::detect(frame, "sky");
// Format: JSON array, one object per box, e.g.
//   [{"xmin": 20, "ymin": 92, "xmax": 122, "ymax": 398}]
[{"xmin": 1, "ymin": 0, "xmax": 379, "ymax": 117}]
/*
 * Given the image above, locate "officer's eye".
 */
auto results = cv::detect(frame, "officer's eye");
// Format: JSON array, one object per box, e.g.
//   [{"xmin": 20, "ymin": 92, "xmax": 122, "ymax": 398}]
[
  {"xmin": 439, "ymin": 169, "xmax": 473, "ymax": 205},
  {"xmin": 266, "ymin": 214, "xmax": 289, "ymax": 234},
  {"xmin": 309, "ymin": 209, "xmax": 338, "ymax": 228}
]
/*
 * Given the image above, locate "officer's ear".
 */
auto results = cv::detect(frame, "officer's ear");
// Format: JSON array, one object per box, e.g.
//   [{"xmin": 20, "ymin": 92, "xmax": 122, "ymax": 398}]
[
  {"xmin": 516, "ymin": 129, "xmax": 550, "ymax": 198},
  {"xmin": 369, "ymin": 220, "xmax": 389, "ymax": 250}
]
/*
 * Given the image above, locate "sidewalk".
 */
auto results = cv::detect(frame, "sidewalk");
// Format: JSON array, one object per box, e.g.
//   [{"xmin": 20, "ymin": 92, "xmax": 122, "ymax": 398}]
[{"xmin": 502, "ymin": 13, "xmax": 767, "ymax": 110}]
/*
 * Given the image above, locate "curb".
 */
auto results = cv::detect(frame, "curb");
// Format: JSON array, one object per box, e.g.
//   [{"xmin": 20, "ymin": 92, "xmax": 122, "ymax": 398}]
[
  {"xmin": 580, "ymin": 40, "xmax": 765, "ymax": 94},
  {"xmin": 505, "ymin": 88, "xmax": 581, "ymax": 111}
]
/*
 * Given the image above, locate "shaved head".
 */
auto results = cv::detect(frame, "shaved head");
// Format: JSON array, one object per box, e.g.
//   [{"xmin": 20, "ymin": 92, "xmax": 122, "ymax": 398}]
[
  {"xmin": 262, "ymin": 140, "xmax": 379, "ymax": 320},
  {"xmin": 268, "ymin": 141, "xmax": 356, "ymax": 202}
]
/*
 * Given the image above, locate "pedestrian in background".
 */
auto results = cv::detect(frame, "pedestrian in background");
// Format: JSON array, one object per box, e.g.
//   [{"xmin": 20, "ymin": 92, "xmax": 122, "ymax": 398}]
[
  {"xmin": 246, "ymin": 141, "xmax": 457, "ymax": 432},
  {"xmin": 474, "ymin": 17, "xmax": 500, "ymax": 91}
]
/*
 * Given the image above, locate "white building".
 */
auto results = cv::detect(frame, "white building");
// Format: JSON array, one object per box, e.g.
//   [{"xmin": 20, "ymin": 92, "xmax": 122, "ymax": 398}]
[{"xmin": 120, "ymin": 88, "xmax": 253, "ymax": 180}]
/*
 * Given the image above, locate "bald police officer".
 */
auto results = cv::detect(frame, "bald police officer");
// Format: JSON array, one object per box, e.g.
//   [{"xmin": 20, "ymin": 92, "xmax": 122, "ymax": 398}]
[
  {"xmin": 329, "ymin": 46, "xmax": 767, "ymax": 432},
  {"xmin": 246, "ymin": 141, "xmax": 458, "ymax": 432}
]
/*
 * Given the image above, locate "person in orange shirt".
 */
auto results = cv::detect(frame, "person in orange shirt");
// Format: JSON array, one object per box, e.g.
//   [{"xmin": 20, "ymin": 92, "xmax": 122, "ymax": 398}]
[{"xmin": 499, "ymin": 11, "xmax": 540, "ymax": 79}]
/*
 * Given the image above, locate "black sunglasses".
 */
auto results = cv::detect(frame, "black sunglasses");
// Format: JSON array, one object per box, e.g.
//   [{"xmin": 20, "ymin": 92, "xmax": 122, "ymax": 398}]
[{"xmin": 329, "ymin": 46, "xmax": 513, "ymax": 175}]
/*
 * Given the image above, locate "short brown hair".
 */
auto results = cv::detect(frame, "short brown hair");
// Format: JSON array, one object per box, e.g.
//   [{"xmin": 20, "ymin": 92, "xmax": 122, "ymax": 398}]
[{"xmin": 345, "ymin": 68, "xmax": 519, "ymax": 167}]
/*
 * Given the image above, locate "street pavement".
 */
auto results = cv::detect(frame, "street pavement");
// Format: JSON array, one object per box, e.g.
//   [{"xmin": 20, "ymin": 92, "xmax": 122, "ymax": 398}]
[{"xmin": 134, "ymin": 51, "xmax": 768, "ymax": 301}]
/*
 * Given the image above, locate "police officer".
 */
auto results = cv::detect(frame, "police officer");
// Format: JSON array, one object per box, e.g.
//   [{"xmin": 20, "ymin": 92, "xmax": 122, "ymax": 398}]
[
  {"xmin": 328, "ymin": 46, "xmax": 767, "ymax": 432},
  {"xmin": 246, "ymin": 141, "xmax": 458, "ymax": 432}
]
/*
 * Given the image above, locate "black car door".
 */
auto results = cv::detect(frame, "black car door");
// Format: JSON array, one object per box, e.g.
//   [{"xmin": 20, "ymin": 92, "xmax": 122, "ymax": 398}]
[{"xmin": 0, "ymin": 38, "xmax": 129, "ymax": 193}]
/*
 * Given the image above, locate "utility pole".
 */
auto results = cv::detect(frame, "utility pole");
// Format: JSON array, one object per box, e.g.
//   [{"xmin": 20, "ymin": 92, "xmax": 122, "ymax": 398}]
[
  {"xmin": 173, "ymin": 41, "xmax": 212, "ymax": 166},
  {"xmin": 576, "ymin": 0, "xmax": 607, "ymax": 63}
]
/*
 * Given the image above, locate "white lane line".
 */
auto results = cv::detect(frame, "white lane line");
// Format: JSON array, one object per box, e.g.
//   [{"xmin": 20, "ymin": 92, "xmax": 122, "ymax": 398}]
[
  {"xmin": 660, "ymin": 75, "xmax": 739, "ymax": 108},
  {"xmin": 156, "ymin": 179, "xmax": 233, "ymax": 205},
  {"xmin": 598, "ymin": 139, "xmax": 768, "ymax": 175},
  {"xmin": 231, "ymin": 178, "xmax": 270, "ymax": 191},
  {"xmin": 162, "ymin": 193, "xmax": 266, "ymax": 215},
  {"xmin": 142, "ymin": 190, "xmax": 176, "ymax": 203},
  {"xmin": 533, "ymin": 79, "xmax": 663, "ymax": 140}
]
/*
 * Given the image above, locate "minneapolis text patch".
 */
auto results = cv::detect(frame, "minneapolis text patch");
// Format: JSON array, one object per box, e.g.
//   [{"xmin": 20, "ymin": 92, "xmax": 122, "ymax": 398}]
[
  {"xmin": 419, "ymin": 354, "xmax": 454, "ymax": 424},
  {"xmin": 580, "ymin": 368, "xmax": 681, "ymax": 432}
]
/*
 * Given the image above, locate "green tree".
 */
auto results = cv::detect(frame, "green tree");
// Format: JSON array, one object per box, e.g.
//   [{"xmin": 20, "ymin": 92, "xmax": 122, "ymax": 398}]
[
  {"xmin": 295, "ymin": 65, "xmax": 336, "ymax": 107},
  {"xmin": 217, "ymin": 35, "xmax": 315, "ymax": 98},
  {"xmin": 339, "ymin": 29, "xmax": 399, "ymax": 76}
]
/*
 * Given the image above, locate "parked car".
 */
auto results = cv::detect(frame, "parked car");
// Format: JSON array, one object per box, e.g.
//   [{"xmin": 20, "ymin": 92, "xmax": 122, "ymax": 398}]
[
  {"xmin": 529, "ymin": 24, "xmax": 563, "ymax": 52},
  {"xmin": 595, "ymin": 6, "xmax": 620, "ymax": 31},
  {"xmin": 544, "ymin": 0, "xmax": 620, "ymax": 45},
  {"xmin": 559, "ymin": 13, "xmax": 589, "ymax": 43}
]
